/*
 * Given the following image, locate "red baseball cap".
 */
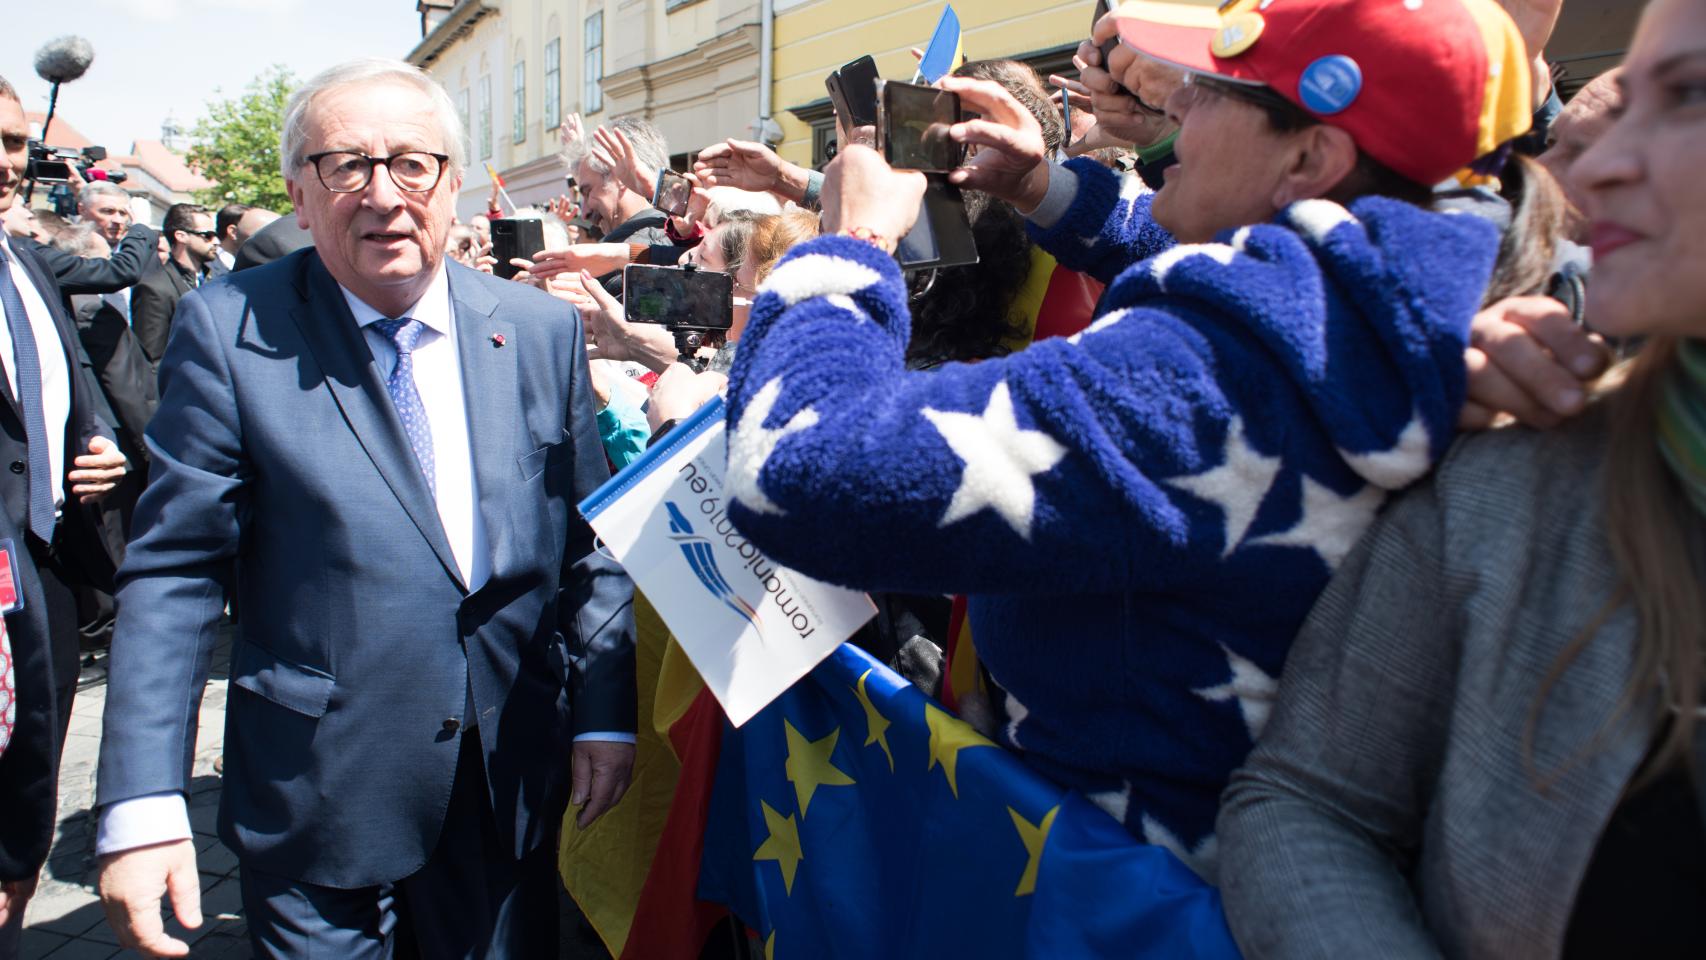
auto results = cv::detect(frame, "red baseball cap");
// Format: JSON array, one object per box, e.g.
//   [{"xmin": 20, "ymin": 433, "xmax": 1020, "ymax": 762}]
[{"xmin": 1112, "ymin": 0, "xmax": 1533, "ymax": 186}]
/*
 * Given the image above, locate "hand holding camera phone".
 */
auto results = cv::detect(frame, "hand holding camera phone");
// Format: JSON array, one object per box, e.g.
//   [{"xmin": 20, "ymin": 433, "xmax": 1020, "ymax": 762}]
[
  {"xmin": 653, "ymin": 169, "xmax": 693, "ymax": 219},
  {"xmin": 877, "ymin": 80, "xmax": 965, "ymax": 173},
  {"xmin": 489, "ymin": 218, "xmax": 545, "ymax": 281},
  {"xmin": 623, "ymin": 263, "xmax": 735, "ymax": 333}
]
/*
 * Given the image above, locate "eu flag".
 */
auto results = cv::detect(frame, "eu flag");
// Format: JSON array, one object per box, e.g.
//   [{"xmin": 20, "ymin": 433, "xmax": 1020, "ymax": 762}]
[{"xmin": 697, "ymin": 644, "xmax": 1241, "ymax": 957}]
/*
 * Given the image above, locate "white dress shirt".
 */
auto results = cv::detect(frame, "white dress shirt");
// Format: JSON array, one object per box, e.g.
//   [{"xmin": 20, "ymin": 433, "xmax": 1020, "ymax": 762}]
[
  {"xmin": 0, "ymin": 234, "xmax": 72, "ymax": 515},
  {"xmin": 98, "ymin": 265, "xmax": 629, "ymax": 857}
]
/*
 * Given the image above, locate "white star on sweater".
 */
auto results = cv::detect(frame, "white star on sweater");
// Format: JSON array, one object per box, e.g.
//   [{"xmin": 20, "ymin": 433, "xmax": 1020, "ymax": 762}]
[
  {"xmin": 922, "ymin": 381, "xmax": 1067, "ymax": 541},
  {"xmin": 1247, "ymin": 475, "xmax": 1385, "ymax": 569},
  {"xmin": 1148, "ymin": 243, "xmax": 1238, "ymax": 291},
  {"xmin": 759, "ymin": 253, "xmax": 883, "ymax": 307},
  {"xmin": 1163, "ymin": 417, "xmax": 1282, "ymax": 558},
  {"xmin": 1192, "ymin": 644, "xmax": 1279, "ymax": 740},
  {"xmin": 726, "ymin": 377, "xmax": 820, "ymax": 517},
  {"xmin": 1340, "ymin": 412, "xmax": 1432, "ymax": 490}
]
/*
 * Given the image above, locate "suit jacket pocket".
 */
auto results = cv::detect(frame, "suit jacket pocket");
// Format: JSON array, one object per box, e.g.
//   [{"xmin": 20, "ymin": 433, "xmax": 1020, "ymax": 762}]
[
  {"xmin": 230, "ymin": 640, "xmax": 335, "ymax": 718},
  {"xmin": 519, "ymin": 435, "xmax": 574, "ymax": 481}
]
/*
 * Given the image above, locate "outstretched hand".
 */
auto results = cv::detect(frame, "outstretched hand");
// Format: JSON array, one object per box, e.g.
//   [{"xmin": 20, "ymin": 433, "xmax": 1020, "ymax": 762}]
[
  {"xmin": 693, "ymin": 139, "xmax": 813, "ymax": 204},
  {"xmin": 592, "ymin": 125, "xmax": 657, "ymax": 200},
  {"xmin": 937, "ymin": 76, "xmax": 1052, "ymax": 213}
]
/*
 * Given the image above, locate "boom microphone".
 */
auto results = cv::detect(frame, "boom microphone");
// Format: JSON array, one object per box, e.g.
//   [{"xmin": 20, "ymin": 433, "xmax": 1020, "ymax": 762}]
[{"xmin": 34, "ymin": 36, "xmax": 95, "ymax": 86}]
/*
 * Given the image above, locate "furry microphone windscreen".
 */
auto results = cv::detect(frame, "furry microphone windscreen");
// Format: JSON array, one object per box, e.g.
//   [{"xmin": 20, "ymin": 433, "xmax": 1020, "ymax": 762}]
[{"xmin": 34, "ymin": 36, "xmax": 94, "ymax": 86}]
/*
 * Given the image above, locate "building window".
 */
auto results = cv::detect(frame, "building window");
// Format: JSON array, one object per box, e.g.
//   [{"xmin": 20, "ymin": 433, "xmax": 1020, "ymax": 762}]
[
  {"xmin": 544, "ymin": 39, "xmax": 561, "ymax": 129},
  {"xmin": 584, "ymin": 12, "xmax": 604, "ymax": 114},
  {"xmin": 512, "ymin": 60, "xmax": 527, "ymax": 144},
  {"xmin": 478, "ymin": 75, "xmax": 493, "ymax": 160},
  {"xmin": 456, "ymin": 89, "xmax": 471, "ymax": 148}
]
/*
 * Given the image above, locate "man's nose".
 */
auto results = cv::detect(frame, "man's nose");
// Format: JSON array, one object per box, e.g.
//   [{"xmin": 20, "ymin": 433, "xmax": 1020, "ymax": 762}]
[{"xmin": 362, "ymin": 161, "xmax": 407, "ymax": 209}]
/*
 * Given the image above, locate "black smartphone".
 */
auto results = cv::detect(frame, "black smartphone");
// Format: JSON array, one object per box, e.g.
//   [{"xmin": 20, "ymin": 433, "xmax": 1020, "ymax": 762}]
[
  {"xmin": 826, "ymin": 54, "xmax": 882, "ymax": 131},
  {"xmin": 653, "ymin": 168, "xmax": 692, "ymax": 218},
  {"xmin": 896, "ymin": 178, "xmax": 978, "ymax": 272},
  {"xmin": 877, "ymin": 81, "xmax": 964, "ymax": 173},
  {"xmin": 489, "ymin": 217, "xmax": 545, "ymax": 280},
  {"xmin": 623, "ymin": 264, "xmax": 734, "ymax": 331}
]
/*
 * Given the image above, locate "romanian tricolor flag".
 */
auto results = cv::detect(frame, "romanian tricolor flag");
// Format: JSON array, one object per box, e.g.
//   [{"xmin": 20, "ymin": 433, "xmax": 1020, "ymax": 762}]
[{"xmin": 916, "ymin": 5, "xmax": 967, "ymax": 84}]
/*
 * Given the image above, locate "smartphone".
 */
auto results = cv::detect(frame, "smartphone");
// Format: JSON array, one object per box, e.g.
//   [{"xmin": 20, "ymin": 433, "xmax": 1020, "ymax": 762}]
[
  {"xmin": 653, "ymin": 168, "xmax": 692, "ymax": 218},
  {"xmin": 877, "ymin": 81, "xmax": 964, "ymax": 173},
  {"xmin": 826, "ymin": 55, "xmax": 882, "ymax": 131},
  {"xmin": 896, "ymin": 178, "xmax": 978, "ymax": 271},
  {"xmin": 622, "ymin": 264, "xmax": 735, "ymax": 331},
  {"xmin": 489, "ymin": 217, "xmax": 545, "ymax": 280}
]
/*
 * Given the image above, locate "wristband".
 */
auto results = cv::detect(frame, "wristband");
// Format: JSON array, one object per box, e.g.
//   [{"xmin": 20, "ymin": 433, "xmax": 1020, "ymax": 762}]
[{"xmin": 839, "ymin": 226, "xmax": 894, "ymax": 254}]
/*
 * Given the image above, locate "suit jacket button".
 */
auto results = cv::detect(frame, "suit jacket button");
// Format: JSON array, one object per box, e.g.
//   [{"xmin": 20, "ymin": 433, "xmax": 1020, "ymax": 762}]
[
  {"xmin": 8, "ymin": 461, "xmax": 22, "ymax": 475},
  {"xmin": 442, "ymin": 718, "xmax": 460, "ymax": 733}
]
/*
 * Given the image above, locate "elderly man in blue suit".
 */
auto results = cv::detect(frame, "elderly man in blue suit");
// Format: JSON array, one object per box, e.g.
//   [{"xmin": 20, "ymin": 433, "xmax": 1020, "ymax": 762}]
[{"xmin": 91, "ymin": 59, "xmax": 637, "ymax": 958}]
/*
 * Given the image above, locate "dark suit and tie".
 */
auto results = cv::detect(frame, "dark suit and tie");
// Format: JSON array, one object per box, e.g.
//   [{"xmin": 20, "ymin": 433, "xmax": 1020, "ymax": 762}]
[
  {"xmin": 94, "ymin": 63, "xmax": 637, "ymax": 959},
  {"xmin": 0, "ymin": 235, "xmax": 124, "ymax": 957}
]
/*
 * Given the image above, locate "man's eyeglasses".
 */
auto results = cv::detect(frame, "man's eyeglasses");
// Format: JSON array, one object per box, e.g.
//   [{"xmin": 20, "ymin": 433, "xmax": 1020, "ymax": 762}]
[
  {"xmin": 183, "ymin": 230, "xmax": 218, "ymax": 240},
  {"xmin": 305, "ymin": 151, "xmax": 451, "ymax": 194}
]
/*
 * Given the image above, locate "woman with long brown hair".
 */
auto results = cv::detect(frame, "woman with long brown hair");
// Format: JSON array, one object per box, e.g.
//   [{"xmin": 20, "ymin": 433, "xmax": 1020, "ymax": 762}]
[{"xmin": 1216, "ymin": 1, "xmax": 1706, "ymax": 954}]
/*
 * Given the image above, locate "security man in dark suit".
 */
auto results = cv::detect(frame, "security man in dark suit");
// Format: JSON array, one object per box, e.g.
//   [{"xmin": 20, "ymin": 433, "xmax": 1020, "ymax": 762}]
[
  {"xmin": 0, "ymin": 75, "xmax": 131, "ymax": 960},
  {"xmin": 129, "ymin": 203, "xmax": 221, "ymax": 367}
]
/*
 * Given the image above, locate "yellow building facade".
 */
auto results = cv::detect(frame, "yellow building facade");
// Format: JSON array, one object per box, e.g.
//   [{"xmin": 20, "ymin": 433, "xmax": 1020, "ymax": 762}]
[{"xmin": 770, "ymin": 0, "xmax": 1092, "ymax": 166}]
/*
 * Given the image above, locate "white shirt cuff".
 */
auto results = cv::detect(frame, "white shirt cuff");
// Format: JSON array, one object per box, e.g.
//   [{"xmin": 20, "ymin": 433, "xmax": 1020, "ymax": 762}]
[
  {"xmin": 96, "ymin": 792, "xmax": 193, "ymax": 856},
  {"xmin": 574, "ymin": 731, "xmax": 637, "ymax": 744},
  {"xmin": 1025, "ymin": 163, "xmax": 1081, "ymax": 229}
]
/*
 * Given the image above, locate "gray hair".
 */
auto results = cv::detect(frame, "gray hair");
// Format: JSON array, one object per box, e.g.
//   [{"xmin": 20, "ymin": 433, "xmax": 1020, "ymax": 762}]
[
  {"xmin": 51, "ymin": 222, "xmax": 101, "ymax": 257},
  {"xmin": 77, "ymin": 180, "xmax": 128, "ymax": 210},
  {"xmin": 583, "ymin": 115, "xmax": 670, "ymax": 181},
  {"xmin": 279, "ymin": 58, "xmax": 468, "ymax": 181}
]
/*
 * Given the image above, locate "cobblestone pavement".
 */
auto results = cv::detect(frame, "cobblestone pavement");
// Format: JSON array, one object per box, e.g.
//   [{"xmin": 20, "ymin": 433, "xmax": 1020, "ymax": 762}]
[{"xmin": 18, "ymin": 632, "xmax": 611, "ymax": 959}]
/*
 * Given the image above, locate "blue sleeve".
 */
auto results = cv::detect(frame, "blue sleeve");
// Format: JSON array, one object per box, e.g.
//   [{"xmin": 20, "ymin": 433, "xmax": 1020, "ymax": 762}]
[
  {"xmin": 721, "ymin": 236, "xmax": 1247, "ymax": 598},
  {"xmin": 97, "ymin": 290, "xmax": 243, "ymax": 805},
  {"xmin": 1026, "ymin": 158, "xmax": 1176, "ymax": 287},
  {"xmin": 596, "ymin": 389, "xmax": 650, "ymax": 470}
]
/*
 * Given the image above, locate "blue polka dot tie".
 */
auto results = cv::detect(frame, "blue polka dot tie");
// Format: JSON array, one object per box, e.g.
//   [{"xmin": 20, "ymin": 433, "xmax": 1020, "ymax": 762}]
[
  {"xmin": 371, "ymin": 317, "xmax": 436, "ymax": 495},
  {"xmin": 0, "ymin": 244, "xmax": 56, "ymax": 541}
]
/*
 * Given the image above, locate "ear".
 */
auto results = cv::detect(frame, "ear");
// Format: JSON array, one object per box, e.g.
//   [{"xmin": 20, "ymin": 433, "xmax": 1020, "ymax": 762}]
[
  {"xmin": 285, "ymin": 177, "xmax": 310, "ymax": 230},
  {"xmin": 1271, "ymin": 124, "xmax": 1360, "ymax": 209}
]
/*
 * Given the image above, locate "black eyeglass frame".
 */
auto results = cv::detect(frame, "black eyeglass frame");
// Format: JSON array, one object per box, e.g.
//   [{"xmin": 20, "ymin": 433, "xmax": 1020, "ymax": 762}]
[
  {"xmin": 303, "ymin": 151, "xmax": 453, "ymax": 194},
  {"xmin": 179, "ymin": 230, "xmax": 219, "ymax": 240}
]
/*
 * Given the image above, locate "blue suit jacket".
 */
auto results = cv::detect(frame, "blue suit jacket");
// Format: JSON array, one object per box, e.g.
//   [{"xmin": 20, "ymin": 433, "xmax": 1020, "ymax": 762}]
[{"xmin": 95, "ymin": 250, "xmax": 636, "ymax": 887}]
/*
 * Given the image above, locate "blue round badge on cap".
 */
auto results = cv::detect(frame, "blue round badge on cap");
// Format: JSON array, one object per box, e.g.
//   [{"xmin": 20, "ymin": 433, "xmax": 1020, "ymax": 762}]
[{"xmin": 1297, "ymin": 55, "xmax": 1362, "ymax": 115}]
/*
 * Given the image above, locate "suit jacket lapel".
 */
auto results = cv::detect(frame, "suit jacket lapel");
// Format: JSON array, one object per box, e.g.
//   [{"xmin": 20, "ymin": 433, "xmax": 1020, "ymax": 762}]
[
  {"xmin": 288, "ymin": 254, "xmax": 463, "ymax": 589},
  {"xmin": 448, "ymin": 266, "xmax": 518, "ymax": 585}
]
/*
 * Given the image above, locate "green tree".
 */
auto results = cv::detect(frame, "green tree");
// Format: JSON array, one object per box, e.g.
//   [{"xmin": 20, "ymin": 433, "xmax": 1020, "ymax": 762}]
[{"xmin": 188, "ymin": 66, "xmax": 295, "ymax": 213}]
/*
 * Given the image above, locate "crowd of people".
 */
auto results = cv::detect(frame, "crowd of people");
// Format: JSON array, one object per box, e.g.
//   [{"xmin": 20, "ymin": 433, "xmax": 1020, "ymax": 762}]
[{"xmin": 0, "ymin": 0, "xmax": 1697, "ymax": 956}]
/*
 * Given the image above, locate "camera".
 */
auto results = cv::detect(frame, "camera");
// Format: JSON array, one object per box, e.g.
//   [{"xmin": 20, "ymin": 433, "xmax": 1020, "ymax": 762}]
[{"xmin": 623, "ymin": 262, "xmax": 735, "ymax": 371}]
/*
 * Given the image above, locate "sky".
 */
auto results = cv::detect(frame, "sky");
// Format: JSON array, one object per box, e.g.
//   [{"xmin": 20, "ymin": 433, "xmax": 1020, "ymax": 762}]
[{"xmin": 0, "ymin": 0, "xmax": 421, "ymax": 151}]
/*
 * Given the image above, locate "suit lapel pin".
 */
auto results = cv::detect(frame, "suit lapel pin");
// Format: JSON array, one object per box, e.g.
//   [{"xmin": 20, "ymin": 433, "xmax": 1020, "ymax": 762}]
[{"xmin": 490, "ymin": 333, "xmax": 506, "ymax": 348}]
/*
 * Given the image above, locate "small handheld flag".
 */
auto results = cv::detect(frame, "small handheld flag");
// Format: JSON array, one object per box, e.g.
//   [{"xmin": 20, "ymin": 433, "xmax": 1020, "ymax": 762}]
[
  {"xmin": 915, "ymin": 5, "xmax": 966, "ymax": 84},
  {"xmin": 485, "ymin": 163, "xmax": 517, "ymax": 215}
]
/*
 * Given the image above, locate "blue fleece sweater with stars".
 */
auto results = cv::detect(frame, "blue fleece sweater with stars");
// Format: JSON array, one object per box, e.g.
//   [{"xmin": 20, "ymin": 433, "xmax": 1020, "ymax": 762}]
[{"xmin": 721, "ymin": 158, "xmax": 1498, "ymax": 880}]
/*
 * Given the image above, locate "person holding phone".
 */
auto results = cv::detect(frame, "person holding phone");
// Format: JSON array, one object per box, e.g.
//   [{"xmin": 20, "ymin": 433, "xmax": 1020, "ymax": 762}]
[{"xmin": 715, "ymin": 0, "xmax": 1549, "ymax": 881}]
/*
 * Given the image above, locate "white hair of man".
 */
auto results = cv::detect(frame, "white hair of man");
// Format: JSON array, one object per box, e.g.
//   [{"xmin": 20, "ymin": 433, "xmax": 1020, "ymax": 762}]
[
  {"xmin": 584, "ymin": 115, "xmax": 670, "ymax": 181},
  {"xmin": 50, "ymin": 222, "xmax": 102, "ymax": 257},
  {"xmin": 279, "ymin": 57, "xmax": 468, "ymax": 181},
  {"xmin": 77, "ymin": 180, "xmax": 128, "ymax": 210},
  {"xmin": 704, "ymin": 186, "xmax": 782, "ymax": 227}
]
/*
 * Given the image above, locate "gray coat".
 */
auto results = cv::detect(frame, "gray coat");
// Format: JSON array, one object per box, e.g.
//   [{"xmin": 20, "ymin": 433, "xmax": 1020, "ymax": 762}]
[{"xmin": 1217, "ymin": 405, "xmax": 1669, "ymax": 959}]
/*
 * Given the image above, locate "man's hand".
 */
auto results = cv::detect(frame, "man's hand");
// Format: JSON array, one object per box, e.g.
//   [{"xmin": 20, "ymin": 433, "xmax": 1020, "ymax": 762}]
[
  {"xmin": 817, "ymin": 145, "xmax": 927, "ymax": 240},
  {"xmin": 693, "ymin": 140, "xmax": 813, "ymax": 204},
  {"xmin": 937, "ymin": 77, "xmax": 1051, "ymax": 212},
  {"xmin": 592, "ymin": 125, "xmax": 657, "ymax": 200},
  {"xmin": 1460, "ymin": 295, "xmax": 1610, "ymax": 430},
  {"xmin": 69, "ymin": 435, "xmax": 127, "ymax": 503},
  {"xmin": 0, "ymin": 874, "xmax": 37, "ymax": 929},
  {"xmin": 570, "ymin": 740, "xmax": 635, "ymax": 829},
  {"xmin": 527, "ymin": 243, "xmax": 632, "ymax": 282},
  {"xmin": 97, "ymin": 839, "xmax": 202, "ymax": 958}
]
